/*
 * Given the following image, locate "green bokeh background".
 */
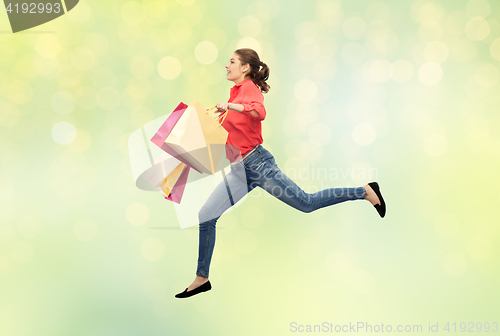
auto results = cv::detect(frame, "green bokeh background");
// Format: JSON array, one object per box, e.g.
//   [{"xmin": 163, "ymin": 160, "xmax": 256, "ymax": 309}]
[{"xmin": 1, "ymin": 0, "xmax": 500, "ymax": 335}]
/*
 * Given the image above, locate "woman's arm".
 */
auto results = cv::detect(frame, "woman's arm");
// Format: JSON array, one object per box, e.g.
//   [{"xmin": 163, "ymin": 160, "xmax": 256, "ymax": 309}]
[
  {"xmin": 228, "ymin": 103, "xmax": 259, "ymax": 117},
  {"xmin": 216, "ymin": 102, "xmax": 262, "ymax": 118}
]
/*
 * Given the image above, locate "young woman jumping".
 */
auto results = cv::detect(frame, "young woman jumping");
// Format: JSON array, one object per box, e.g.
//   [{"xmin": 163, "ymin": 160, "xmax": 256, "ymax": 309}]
[{"xmin": 175, "ymin": 48, "xmax": 386, "ymax": 298}]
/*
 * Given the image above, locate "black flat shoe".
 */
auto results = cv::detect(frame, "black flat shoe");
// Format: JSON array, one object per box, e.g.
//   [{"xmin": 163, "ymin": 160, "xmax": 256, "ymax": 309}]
[
  {"xmin": 368, "ymin": 182, "xmax": 386, "ymax": 218},
  {"xmin": 175, "ymin": 280, "xmax": 212, "ymax": 298}
]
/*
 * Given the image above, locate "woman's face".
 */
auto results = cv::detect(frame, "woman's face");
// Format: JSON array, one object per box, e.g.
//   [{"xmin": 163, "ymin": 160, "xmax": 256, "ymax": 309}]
[{"xmin": 225, "ymin": 53, "xmax": 249, "ymax": 83}]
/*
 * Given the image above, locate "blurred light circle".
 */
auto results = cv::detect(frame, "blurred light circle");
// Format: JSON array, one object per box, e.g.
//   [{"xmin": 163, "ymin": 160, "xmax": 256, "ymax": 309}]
[
  {"xmin": 465, "ymin": 0, "xmax": 491, "ymax": 18},
  {"xmin": 1, "ymin": 149, "xmax": 26, "ymax": 174},
  {"xmin": 423, "ymin": 41, "xmax": 449, "ymax": 64},
  {"xmin": 73, "ymin": 218, "xmax": 98, "ymax": 242},
  {"xmin": 298, "ymin": 238, "xmax": 321, "ymax": 262},
  {"xmin": 33, "ymin": 54, "xmax": 59, "ymax": 75},
  {"xmin": 474, "ymin": 63, "xmax": 499, "ymax": 87},
  {"xmin": 464, "ymin": 76, "xmax": 488, "ymax": 98},
  {"xmin": 418, "ymin": 21, "xmax": 443, "ymax": 42},
  {"xmin": 491, "ymin": 38, "xmax": 500, "ymax": 61},
  {"xmin": 313, "ymin": 58, "xmax": 336, "ymax": 80},
  {"xmin": 234, "ymin": 231, "xmax": 258, "ymax": 254},
  {"xmin": 350, "ymin": 162, "xmax": 375, "ymax": 183},
  {"xmin": 342, "ymin": 16, "xmax": 367, "ymax": 40},
  {"xmin": 153, "ymin": 298, "xmax": 176, "ymax": 319},
  {"xmin": 194, "ymin": 41, "xmax": 218, "ymax": 65},
  {"xmin": 238, "ymin": 15, "xmax": 261, "ymax": 38},
  {"xmin": 467, "ymin": 236, "xmax": 492, "ymax": 260},
  {"xmin": 7, "ymin": 80, "xmax": 32, "ymax": 104},
  {"xmin": 325, "ymin": 249, "xmax": 353, "ymax": 275},
  {"xmin": 317, "ymin": 0, "xmax": 343, "ymax": 27},
  {"xmin": 92, "ymin": 68, "xmax": 116, "ymax": 89},
  {"xmin": 126, "ymin": 202, "xmax": 150, "ymax": 226},
  {"xmin": 76, "ymin": 87, "xmax": 97, "ymax": 110},
  {"xmin": 68, "ymin": 0, "xmax": 91, "ymax": 22},
  {"xmin": 200, "ymin": 62, "xmax": 224, "ymax": 85},
  {"xmin": 369, "ymin": 59, "xmax": 393, "ymax": 83},
  {"xmin": 433, "ymin": 212, "xmax": 458, "ymax": 236},
  {"xmin": 44, "ymin": 201, "xmax": 69, "ymax": 226},
  {"xmin": 176, "ymin": 0, "xmax": 195, "ymax": 5},
  {"xmin": 158, "ymin": 56, "xmax": 181, "ymax": 80},
  {"xmin": 97, "ymin": 88, "xmax": 121, "ymax": 110},
  {"xmin": 252, "ymin": 0, "xmax": 281, "ymax": 20},
  {"xmin": 71, "ymin": 47, "xmax": 95, "ymax": 71},
  {"xmin": 308, "ymin": 123, "xmax": 332, "ymax": 146},
  {"xmin": 366, "ymin": 21, "xmax": 399, "ymax": 55},
  {"xmin": 121, "ymin": 1, "xmax": 145, "ymax": 25},
  {"xmin": 141, "ymin": 238, "xmax": 164, "ymax": 261},
  {"xmin": 236, "ymin": 37, "xmax": 261, "ymax": 54},
  {"xmin": 0, "ymin": 224, "xmax": 17, "ymax": 246},
  {"xmin": 0, "ymin": 172, "xmax": 15, "ymax": 202},
  {"xmin": 10, "ymin": 241, "xmax": 34, "ymax": 264},
  {"xmin": 296, "ymin": 42, "xmax": 321, "ymax": 62},
  {"xmin": 442, "ymin": 253, "xmax": 467, "ymax": 277},
  {"xmin": 424, "ymin": 133, "xmax": 447, "ymax": 156},
  {"xmin": 341, "ymin": 42, "xmax": 365, "ymax": 65},
  {"xmin": 67, "ymin": 129, "xmax": 92, "ymax": 153},
  {"xmin": 445, "ymin": 11, "xmax": 468, "ymax": 35},
  {"xmin": 83, "ymin": 33, "xmax": 109, "ymax": 56},
  {"xmin": 51, "ymin": 91, "xmax": 76, "ymax": 115},
  {"xmin": 464, "ymin": 116, "xmax": 490, "ymax": 150},
  {"xmin": 410, "ymin": 2, "xmax": 445, "ymax": 24},
  {"xmin": 130, "ymin": 56, "xmax": 154, "ymax": 80},
  {"xmin": 352, "ymin": 123, "xmax": 377, "ymax": 146},
  {"xmin": 241, "ymin": 206, "xmax": 264, "ymax": 229},
  {"xmin": 35, "ymin": 35, "xmax": 60, "ymax": 57},
  {"xmin": 51, "ymin": 121, "xmax": 77, "ymax": 145},
  {"xmin": 144, "ymin": 277, "xmax": 168, "ymax": 301},
  {"xmin": 391, "ymin": 59, "xmax": 414, "ymax": 83},
  {"xmin": 451, "ymin": 38, "xmax": 477, "ymax": 62},
  {"xmin": 294, "ymin": 79, "xmax": 317, "ymax": 102},
  {"xmin": 418, "ymin": 62, "xmax": 443, "ymax": 85},
  {"xmin": 0, "ymin": 103, "xmax": 20, "ymax": 127},
  {"xmin": 295, "ymin": 21, "xmax": 319, "ymax": 43},
  {"xmin": 259, "ymin": 41, "xmax": 275, "ymax": 63},
  {"xmin": 465, "ymin": 16, "xmax": 490, "ymax": 41},
  {"xmin": 167, "ymin": 19, "xmax": 191, "ymax": 43},
  {"xmin": 144, "ymin": 0, "xmax": 167, "ymax": 19},
  {"xmin": 350, "ymin": 268, "xmax": 375, "ymax": 294},
  {"xmin": 203, "ymin": 27, "xmax": 227, "ymax": 48}
]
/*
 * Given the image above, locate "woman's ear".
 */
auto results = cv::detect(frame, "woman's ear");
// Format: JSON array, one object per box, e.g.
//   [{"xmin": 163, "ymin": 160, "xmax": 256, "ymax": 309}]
[{"xmin": 242, "ymin": 63, "xmax": 250, "ymax": 74}]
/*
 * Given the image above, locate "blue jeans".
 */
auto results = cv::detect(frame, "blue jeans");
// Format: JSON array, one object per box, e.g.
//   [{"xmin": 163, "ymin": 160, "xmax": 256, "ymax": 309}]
[{"xmin": 196, "ymin": 145, "xmax": 367, "ymax": 277}]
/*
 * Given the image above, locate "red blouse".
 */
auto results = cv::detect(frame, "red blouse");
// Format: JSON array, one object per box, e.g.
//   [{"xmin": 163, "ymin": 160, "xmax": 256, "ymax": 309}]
[{"xmin": 221, "ymin": 78, "xmax": 266, "ymax": 162}]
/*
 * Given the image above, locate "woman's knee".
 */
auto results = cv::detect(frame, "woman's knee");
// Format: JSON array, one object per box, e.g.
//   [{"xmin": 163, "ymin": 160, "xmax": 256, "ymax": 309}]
[
  {"xmin": 198, "ymin": 205, "xmax": 220, "ymax": 224},
  {"xmin": 298, "ymin": 204, "xmax": 314, "ymax": 213}
]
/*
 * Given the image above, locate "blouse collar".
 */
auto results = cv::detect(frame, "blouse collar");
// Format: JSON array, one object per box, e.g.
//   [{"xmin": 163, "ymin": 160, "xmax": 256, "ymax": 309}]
[{"xmin": 232, "ymin": 78, "xmax": 253, "ymax": 88}]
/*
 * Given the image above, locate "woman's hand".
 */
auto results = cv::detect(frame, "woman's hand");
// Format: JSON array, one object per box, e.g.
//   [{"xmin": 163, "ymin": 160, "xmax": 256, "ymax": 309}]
[{"xmin": 216, "ymin": 102, "xmax": 230, "ymax": 113}]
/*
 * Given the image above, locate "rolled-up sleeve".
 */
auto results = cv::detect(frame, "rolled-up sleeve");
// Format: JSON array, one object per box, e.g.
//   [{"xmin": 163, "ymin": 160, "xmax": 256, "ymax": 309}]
[{"xmin": 239, "ymin": 85, "xmax": 266, "ymax": 121}]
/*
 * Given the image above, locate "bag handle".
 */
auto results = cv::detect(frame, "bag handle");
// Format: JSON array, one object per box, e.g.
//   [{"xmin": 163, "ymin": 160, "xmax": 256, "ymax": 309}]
[{"xmin": 206, "ymin": 105, "xmax": 228, "ymax": 127}]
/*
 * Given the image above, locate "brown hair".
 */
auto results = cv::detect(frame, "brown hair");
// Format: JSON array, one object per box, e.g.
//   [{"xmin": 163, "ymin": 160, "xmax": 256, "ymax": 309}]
[{"xmin": 234, "ymin": 48, "xmax": 270, "ymax": 94}]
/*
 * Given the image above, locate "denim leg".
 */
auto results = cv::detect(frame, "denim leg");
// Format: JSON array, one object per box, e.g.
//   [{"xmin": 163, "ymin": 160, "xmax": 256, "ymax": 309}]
[
  {"xmin": 196, "ymin": 164, "xmax": 253, "ymax": 277},
  {"xmin": 257, "ymin": 166, "xmax": 367, "ymax": 213}
]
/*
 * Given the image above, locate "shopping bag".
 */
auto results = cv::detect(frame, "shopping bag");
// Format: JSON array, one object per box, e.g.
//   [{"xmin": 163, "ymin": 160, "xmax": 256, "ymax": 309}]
[
  {"xmin": 162, "ymin": 164, "xmax": 190, "ymax": 204},
  {"xmin": 150, "ymin": 102, "xmax": 204, "ymax": 174},
  {"xmin": 136, "ymin": 150, "xmax": 189, "ymax": 203},
  {"xmin": 164, "ymin": 101, "xmax": 229, "ymax": 175}
]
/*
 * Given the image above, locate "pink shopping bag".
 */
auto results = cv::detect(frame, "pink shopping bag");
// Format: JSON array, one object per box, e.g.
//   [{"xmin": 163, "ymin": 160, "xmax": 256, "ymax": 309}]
[
  {"xmin": 163, "ymin": 164, "xmax": 190, "ymax": 204},
  {"xmin": 150, "ymin": 102, "xmax": 203, "ymax": 174}
]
